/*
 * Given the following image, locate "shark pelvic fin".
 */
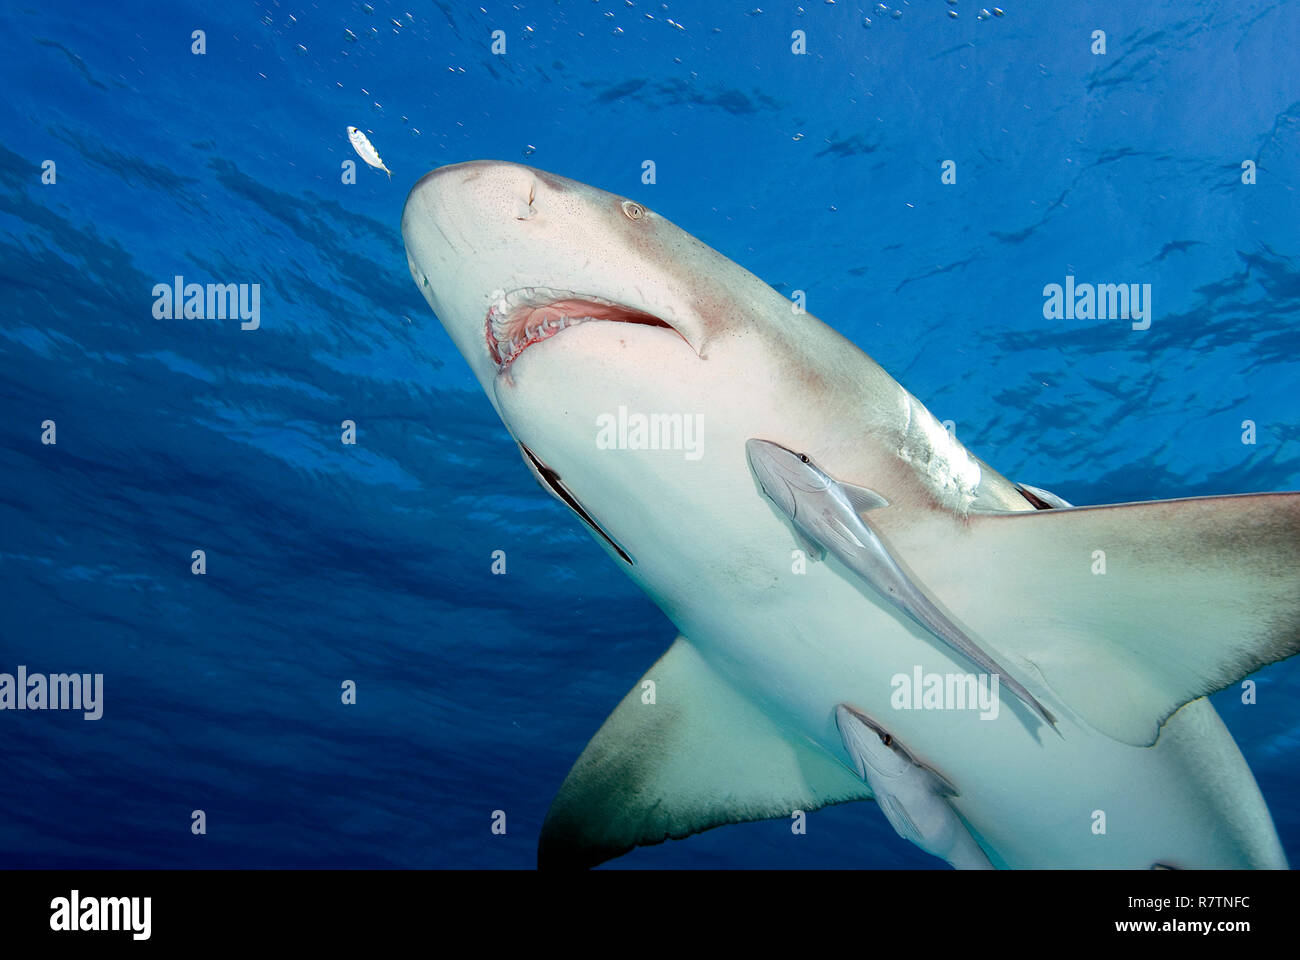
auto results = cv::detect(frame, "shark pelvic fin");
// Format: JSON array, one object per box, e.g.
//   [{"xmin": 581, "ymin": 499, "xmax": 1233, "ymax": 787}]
[{"xmin": 538, "ymin": 637, "xmax": 872, "ymax": 868}]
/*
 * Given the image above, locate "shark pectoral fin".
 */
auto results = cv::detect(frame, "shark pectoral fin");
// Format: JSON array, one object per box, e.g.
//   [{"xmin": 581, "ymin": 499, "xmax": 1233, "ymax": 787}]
[
  {"xmin": 938, "ymin": 493, "xmax": 1300, "ymax": 746},
  {"xmin": 538, "ymin": 637, "xmax": 871, "ymax": 868},
  {"xmin": 840, "ymin": 482, "xmax": 890, "ymax": 515}
]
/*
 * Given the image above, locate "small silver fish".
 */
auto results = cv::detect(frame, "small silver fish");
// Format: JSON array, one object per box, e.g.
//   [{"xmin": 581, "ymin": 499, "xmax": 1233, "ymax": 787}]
[
  {"xmin": 745, "ymin": 437, "xmax": 1058, "ymax": 731},
  {"xmin": 347, "ymin": 125, "xmax": 391, "ymax": 179}
]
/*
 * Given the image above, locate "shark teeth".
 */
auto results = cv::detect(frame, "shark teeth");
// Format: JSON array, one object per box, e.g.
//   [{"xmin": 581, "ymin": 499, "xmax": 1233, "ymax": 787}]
[
  {"xmin": 492, "ymin": 312, "xmax": 597, "ymax": 368},
  {"xmin": 484, "ymin": 287, "xmax": 669, "ymax": 370}
]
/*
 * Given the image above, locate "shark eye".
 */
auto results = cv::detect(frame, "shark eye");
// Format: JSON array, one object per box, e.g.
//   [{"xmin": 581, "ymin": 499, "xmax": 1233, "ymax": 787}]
[
  {"xmin": 799, "ymin": 453, "xmax": 810, "ymax": 464},
  {"xmin": 880, "ymin": 733, "xmax": 892, "ymax": 746},
  {"xmin": 621, "ymin": 200, "xmax": 645, "ymax": 221}
]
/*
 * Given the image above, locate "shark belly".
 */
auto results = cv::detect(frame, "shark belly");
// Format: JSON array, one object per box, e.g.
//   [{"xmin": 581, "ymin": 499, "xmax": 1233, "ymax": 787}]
[{"xmin": 502, "ymin": 346, "xmax": 1282, "ymax": 868}]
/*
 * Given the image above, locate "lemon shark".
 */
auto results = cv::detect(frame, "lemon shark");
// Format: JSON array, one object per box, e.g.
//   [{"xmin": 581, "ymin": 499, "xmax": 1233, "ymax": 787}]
[{"xmin": 400, "ymin": 160, "xmax": 1300, "ymax": 869}]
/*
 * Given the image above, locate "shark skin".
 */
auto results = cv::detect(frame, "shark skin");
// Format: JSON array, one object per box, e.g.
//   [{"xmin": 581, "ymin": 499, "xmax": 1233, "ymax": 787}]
[{"xmin": 400, "ymin": 160, "xmax": 1299, "ymax": 869}]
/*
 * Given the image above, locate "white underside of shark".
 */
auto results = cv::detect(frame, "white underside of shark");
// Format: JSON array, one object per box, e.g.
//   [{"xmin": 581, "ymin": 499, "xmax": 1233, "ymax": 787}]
[{"xmin": 401, "ymin": 160, "xmax": 1300, "ymax": 869}]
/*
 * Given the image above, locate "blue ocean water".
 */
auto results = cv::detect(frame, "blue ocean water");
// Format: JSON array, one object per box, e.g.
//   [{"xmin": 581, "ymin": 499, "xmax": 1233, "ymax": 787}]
[{"xmin": 0, "ymin": 0, "xmax": 1297, "ymax": 869}]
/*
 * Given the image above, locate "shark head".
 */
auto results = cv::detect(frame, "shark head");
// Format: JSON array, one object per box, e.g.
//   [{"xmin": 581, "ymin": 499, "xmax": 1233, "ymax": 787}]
[
  {"xmin": 401, "ymin": 160, "xmax": 763, "ymax": 400},
  {"xmin": 400, "ymin": 160, "xmax": 857, "ymax": 577}
]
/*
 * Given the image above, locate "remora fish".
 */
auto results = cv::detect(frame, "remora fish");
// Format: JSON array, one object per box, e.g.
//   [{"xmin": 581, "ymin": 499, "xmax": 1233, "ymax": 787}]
[
  {"xmin": 746, "ymin": 437, "xmax": 1058, "ymax": 731},
  {"xmin": 835, "ymin": 704, "xmax": 993, "ymax": 869},
  {"xmin": 400, "ymin": 160, "xmax": 1300, "ymax": 869}
]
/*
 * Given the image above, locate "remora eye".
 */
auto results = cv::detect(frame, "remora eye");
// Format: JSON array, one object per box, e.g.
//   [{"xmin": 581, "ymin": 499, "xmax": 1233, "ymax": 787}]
[
  {"xmin": 799, "ymin": 453, "xmax": 810, "ymax": 464},
  {"xmin": 621, "ymin": 200, "xmax": 645, "ymax": 220},
  {"xmin": 880, "ymin": 733, "xmax": 892, "ymax": 746}
]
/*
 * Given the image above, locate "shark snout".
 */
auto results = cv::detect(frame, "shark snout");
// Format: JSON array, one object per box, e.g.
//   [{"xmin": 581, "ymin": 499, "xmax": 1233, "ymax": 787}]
[
  {"xmin": 407, "ymin": 158, "xmax": 531, "ymax": 197},
  {"xmin": 405, "ymin": 160, "xmax": 551, "ymax": 234}
]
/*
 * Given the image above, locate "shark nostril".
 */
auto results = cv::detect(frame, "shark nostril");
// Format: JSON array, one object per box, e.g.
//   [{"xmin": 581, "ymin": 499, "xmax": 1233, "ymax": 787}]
[{"xmin": 515, "ymin": 181, "xmax": 539, "ymax": 221}]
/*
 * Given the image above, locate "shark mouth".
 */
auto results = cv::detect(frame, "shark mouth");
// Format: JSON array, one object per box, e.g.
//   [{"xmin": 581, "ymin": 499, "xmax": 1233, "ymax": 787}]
[
  {"xmin": 520, "ymin": 443, "xmax": 634, "ymax": 566},
  {"xmin": 486, "ymin": 287, "xmax": 675, "ymax": 370}
]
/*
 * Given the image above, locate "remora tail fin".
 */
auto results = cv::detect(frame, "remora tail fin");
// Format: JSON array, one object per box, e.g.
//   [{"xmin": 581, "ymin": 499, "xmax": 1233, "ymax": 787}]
[
  {"xmin": 914, "ymin": 492, "xmax": 1300, "ymax": 745},
  {"xmin": 539, "ymin": 637, "xmax": 871, "ymax": 868}
]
